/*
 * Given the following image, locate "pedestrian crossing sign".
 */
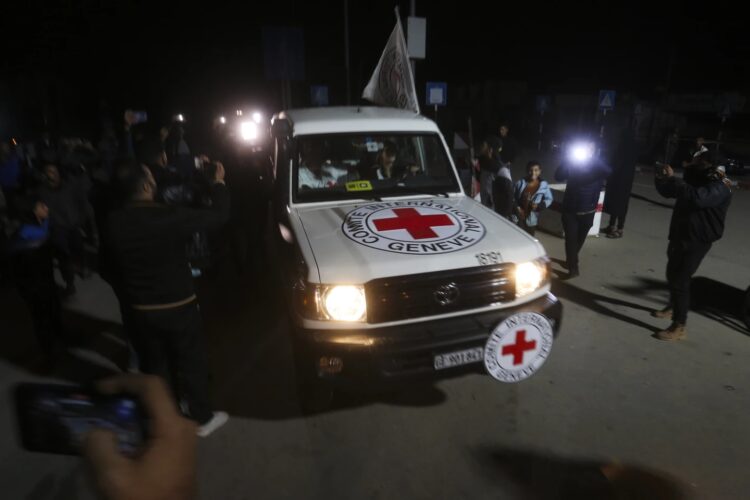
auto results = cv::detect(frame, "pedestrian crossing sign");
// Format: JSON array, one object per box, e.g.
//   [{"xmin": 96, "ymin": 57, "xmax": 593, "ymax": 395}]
[{"xmin": 599, "ymin": 90, "xmax": 616, "ymax": 110}]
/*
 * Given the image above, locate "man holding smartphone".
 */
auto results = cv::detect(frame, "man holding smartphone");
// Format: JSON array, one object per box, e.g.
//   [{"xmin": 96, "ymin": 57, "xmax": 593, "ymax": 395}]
[
  {"xmin": 105, "ymin": 160, "xmax": 229, "ymax": 436},
  {"xmin": 652, "ymin": 154, "xmax": 732, "ymax": 340}
]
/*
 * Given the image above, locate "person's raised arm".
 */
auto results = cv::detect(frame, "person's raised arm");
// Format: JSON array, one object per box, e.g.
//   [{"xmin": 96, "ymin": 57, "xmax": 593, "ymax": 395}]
[{"xmin": 174, "ymin": 162, "xmax": 230, "ymax": 235}]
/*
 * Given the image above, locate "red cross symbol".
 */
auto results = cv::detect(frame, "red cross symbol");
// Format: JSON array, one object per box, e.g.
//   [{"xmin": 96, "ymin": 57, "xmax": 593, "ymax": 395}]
[
  {"xmin": 372, "ymin": 208, "xmax": 454, "ymax": 240},
  {"xmin": 501, "ymin": 330, "xmax": 537, "ymax": 366}
]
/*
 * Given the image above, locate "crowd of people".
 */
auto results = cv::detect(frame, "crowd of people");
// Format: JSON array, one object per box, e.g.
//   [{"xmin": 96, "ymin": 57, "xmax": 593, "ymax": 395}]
[
  {"xmin": 1, "ymin": 110, "xmax": 238, "ymax": 437},
  {"xmin": 472, "ymin": 124, "xmax": 733, "ymax": 340},
  {"xmin": 0, "ymin": 109, "xmax": 736, "ymax": 499}
]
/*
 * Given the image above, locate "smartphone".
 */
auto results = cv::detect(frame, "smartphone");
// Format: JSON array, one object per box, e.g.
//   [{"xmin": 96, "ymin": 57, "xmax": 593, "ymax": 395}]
[
  {"xmin": 14, "ymin": 383, "xmax": 147, "ymax": 456},
  {"xmin": 132, "ymin": 111, "xmax": 148, "ymax": 124}
]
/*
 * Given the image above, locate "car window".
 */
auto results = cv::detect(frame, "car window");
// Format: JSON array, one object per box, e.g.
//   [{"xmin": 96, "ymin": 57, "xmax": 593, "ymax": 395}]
[{"xmin": 293, "ymin": 133, "xmax": 460, "ymax": 202}]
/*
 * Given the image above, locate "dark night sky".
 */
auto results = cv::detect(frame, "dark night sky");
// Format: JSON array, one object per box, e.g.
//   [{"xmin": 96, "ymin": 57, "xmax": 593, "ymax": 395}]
[{"xmin": 1, "ymin": 0, "xmax": 748, "ymax": 135}]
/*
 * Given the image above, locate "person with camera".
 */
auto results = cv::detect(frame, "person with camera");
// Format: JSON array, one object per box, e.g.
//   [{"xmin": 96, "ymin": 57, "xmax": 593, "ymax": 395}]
[
  {"xmin": 105, "ymin": 160, "xmax": 230, "ymax": 436},
  {"xmin": 554, "ymin": 143, "xmax": 612, "ymax": 278},
  {"xmin": 652, "ymin": 153, "xmax": 732, "ymax": 341}
]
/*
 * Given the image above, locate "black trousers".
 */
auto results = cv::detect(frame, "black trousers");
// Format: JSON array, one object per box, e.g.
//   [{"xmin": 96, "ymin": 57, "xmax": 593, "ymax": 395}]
[
  {"xmin": 10, "ymin": 245, "xmax": 63, "ymax": 357},
  {"xmin": 561, "ymin": 212, "xmax": 595, "ymax": 271},
  {"xmin": 608, "ymin": 214, "xmax": 626, "ymax": 230},
  {"xmin": 50, "ymin": 227, "xmax": 85, "ymax": 287},
  {"xmin": 128, "ymin": 301, "xmax": 213, "ymax": 424},
  {"xmin": 666, "ymin": 240, "xmax": 712, "ymax": 324}
]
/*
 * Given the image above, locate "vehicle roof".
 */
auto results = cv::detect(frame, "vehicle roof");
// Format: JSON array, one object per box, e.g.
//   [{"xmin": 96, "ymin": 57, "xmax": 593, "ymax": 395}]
[{"xmin": 277, "ymin": 106, "xmax": 441, "ymax": 136}]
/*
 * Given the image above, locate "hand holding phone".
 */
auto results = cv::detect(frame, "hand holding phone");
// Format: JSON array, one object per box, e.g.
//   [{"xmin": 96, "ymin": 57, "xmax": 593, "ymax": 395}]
[
  {"xmin": 132, "ymin": 111, "xmax": 148, "ymax": 124},
  {"xmin": 15, "ymin": 375, "xmax": 197, "ymax": 500},
  {"xmin": 86, "ymin": 376, "xmax": 197, "ymax": 500},
  {"xmin": 15, "ymin": 382, "xmax": 146, "ymax": 456}
]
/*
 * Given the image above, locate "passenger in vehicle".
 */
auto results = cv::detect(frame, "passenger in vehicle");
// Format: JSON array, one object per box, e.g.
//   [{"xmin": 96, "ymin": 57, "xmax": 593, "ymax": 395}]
[{"xmin": 298, "ymin": 142, "xmax": 346, "ymax": 189}]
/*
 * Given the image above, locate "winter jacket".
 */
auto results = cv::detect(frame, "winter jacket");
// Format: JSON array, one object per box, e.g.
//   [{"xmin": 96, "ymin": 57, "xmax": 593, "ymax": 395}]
[
  {"xmin": 512, "ymin": 179, "xmax": 553, "ymax": 227},
  {"xmin": 554, "ymin": 159, "xmax": 612, "ymax": 213},
  {"xmin": 656, "ymin": 175, "xmax": 731, "ymax": 243}
]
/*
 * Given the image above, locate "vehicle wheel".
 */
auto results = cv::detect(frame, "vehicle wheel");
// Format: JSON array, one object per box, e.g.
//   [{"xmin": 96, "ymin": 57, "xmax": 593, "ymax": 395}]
[{"xmin": 743, "ymin": 286, "xmax": 750, "ymax": 329}]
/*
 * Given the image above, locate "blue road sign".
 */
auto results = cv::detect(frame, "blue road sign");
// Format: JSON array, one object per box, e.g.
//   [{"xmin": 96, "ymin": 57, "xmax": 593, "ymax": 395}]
[
  {"xmin": 310, "ymin": 86, "xmax": 329, "ymax": 107},
  {"xmin": 426, "ymin": 82, "xmax": 448, "ymax": 107},
  {"xmin": 599, "ymin": 90, "xmax": 616, "ymax": 110}
]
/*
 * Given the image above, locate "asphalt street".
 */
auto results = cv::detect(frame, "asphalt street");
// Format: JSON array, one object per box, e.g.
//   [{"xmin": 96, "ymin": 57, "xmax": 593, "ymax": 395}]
[{"xmin": 1, "ymin": 171, "xmax": 749, "ymax": 499}]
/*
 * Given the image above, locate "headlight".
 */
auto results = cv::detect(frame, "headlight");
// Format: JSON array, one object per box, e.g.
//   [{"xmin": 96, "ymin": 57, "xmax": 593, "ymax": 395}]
[
  {"xmin": 295, "ymin": 283, "xmax": 368, "ymax": 322},
  {"xmin": 515, "ymin": 258, "xmax": 549, "ymax": 298},
  {"xmin": 240, "ymin": 121, "xmax": 259, "ymax": 141},
  {"xmin": 321, "ymin": 286, "xmax": 367, "ymax": 322}
]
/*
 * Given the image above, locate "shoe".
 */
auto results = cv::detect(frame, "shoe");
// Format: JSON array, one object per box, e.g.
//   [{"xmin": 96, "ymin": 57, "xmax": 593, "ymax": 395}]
[
  {"xmin": 603, "ymin": 225, "xmax": 617, "ymax": 236},
  {"xmin": 197, "ymin": 411, "xmax": 229, "ymax": 437},
  {"xmin": 566, "ymin": 268, "xmax": 580, "ymax": 279},
  {"xmin": 606, "ymin": 229, "xmax": 623, "ymax": 239},
  {"xmin": 655, "ymin": 323, "xmax": 687, "ymax": 341},
  {"xmin": 651, "ymin": 306, "xmax": 673, "ymax": 319}
]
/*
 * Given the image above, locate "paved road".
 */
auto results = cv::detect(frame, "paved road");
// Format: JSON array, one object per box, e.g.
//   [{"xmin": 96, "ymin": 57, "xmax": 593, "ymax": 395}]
[{"xmin": 1, "ymin": 172, "xmax": 749, "ymax": 499}]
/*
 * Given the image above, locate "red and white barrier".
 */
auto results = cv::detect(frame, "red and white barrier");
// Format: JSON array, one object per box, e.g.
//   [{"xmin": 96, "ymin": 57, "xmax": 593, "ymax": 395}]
[{"xmin": 537, "ymin": 183, "xmax": 605, "ymax": 237}]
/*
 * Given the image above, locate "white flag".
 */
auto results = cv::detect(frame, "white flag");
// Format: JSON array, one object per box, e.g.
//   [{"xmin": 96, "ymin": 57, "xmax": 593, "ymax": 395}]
[{"xmin": 362, "ymin": 12, "xmax": 420, "ymax": 113}]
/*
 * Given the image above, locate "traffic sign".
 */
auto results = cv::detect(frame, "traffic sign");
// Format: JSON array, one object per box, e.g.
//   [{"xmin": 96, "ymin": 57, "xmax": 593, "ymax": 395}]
[
  {"xmin": 426, "ymin": 82, "xmax": 447, "ymax": 107},
  {"xmin": 599, "ymin": 90, "xmax": 616, "ymax": 110}
]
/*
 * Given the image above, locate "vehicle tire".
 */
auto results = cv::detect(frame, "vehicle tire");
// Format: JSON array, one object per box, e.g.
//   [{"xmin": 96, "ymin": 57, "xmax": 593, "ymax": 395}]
[{"xmin": 743, "ymin": 286, "xmax": 750, "ymax": 329}]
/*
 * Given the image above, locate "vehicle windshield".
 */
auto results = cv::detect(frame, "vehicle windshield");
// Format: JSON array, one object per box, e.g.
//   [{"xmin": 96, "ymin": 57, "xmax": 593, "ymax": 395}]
[{"xmin": 293, "ymin": 133, "xmax": 461, "ymax": 202}]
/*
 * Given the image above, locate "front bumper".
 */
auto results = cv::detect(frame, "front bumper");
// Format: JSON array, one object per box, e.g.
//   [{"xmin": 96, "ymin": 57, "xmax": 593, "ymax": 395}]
[{"xmin": 293, "ymin": 292, "xmax": 562, "ymax": 386}]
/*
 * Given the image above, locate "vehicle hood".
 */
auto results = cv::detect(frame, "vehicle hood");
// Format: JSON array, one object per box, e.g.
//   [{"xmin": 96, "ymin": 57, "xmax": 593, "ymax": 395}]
[{"xmin": 293, "ymin": 196, "xmax": 546, "ymax": 284}]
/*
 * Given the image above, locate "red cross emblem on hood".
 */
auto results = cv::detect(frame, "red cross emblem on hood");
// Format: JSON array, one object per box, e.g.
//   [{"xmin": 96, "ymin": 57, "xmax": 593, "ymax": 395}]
[{"xmin": 372, "ymin": 208, "xmax": 455, "ymax": 240}]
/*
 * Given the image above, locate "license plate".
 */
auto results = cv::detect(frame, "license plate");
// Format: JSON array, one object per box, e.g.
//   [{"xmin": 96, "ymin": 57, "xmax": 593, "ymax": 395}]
[{"xmin": 434, "ymin": 347, "xmax": 484, "ymax": 370}]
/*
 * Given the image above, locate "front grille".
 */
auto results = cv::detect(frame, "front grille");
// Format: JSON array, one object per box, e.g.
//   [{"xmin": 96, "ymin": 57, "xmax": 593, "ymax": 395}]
[{"xmin": 365, "ymin": 264, "xmax": 515, "ymax": 324}]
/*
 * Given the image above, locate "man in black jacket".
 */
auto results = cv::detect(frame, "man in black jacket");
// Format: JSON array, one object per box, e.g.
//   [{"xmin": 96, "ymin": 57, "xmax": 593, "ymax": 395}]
[
  {"xmin": 652, "ymin": 156, "xmax": 732, "ymax": 341},
  {"xmin": 106, "ymin": 160, "xmax": 230, "ymax": 436},
  {"xmin": 555, "ymin": 146, "xmax": 612, "ymax": 278}
]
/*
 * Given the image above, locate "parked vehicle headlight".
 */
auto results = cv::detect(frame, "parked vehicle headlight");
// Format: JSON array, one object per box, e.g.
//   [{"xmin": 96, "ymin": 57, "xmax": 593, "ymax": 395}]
[{"xmin": 515, "ymin": 258, "xmax": 549, "ymax": 298}]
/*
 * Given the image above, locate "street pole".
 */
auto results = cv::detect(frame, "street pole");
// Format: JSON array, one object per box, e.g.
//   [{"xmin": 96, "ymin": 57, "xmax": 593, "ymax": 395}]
[
  {"xmin": 598, "ymin": 109, "xmax": 607, "ymax": 158},
  {"xmin": 344, "ymin": 0, "xmax": 351, "ymax": 105},
  {"xmin": 409, "ymin": 0, "xmax": 416, "ymax": 79}
]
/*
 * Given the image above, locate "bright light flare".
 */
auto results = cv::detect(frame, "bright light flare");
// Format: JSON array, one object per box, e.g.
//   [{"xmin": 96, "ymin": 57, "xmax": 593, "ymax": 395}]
[
  {"xmin": 322, "ymin": 286, "xmax": 367, "ymax": 322},
  {"xmin": 569, "ymin": 142, "xmax": 594, "ymax": 163},
  {"xmin": 240, "ymin": 121, "xmax": 259, "ymax": 141},
  {"xmin": 515, "ymin": 260, "xmax": 547, "ymax": 297}
]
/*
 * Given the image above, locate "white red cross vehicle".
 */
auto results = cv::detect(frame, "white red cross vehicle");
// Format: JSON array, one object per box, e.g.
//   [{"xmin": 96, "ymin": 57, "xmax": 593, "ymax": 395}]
[{"xmin": 269, "ymin": 107, "xmax": 562, "ymax": 408}]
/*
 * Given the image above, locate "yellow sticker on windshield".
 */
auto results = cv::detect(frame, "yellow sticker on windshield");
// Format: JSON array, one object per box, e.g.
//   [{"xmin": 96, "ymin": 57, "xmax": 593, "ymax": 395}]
[{"xmin": 346, "ymin": 180, "xmax": 373, "ymax": 192}]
